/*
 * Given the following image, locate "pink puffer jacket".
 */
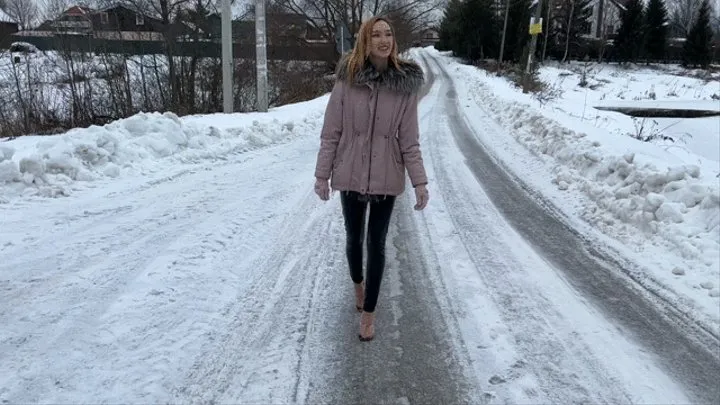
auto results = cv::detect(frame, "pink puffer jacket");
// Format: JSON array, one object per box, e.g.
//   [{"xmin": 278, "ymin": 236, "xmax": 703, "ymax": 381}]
[{"xmin": 314, "ymin": 55, "xmax": 428, "ymax": 196}]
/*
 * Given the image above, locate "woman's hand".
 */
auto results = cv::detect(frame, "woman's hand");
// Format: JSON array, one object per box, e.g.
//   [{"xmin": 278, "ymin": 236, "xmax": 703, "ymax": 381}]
[
  {"xmin": 314, "ymin": 177, "xmax": 330, "ymax": 201},
  {"xmin": 414, "ymin": 184, "xmax": 429, "ymax": 210}
]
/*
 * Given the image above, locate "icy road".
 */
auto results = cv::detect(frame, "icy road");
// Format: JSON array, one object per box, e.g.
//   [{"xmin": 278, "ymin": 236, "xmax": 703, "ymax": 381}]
[{"xmin": 1, "ymin": 50, "xmax": 718, "ymax": 404}]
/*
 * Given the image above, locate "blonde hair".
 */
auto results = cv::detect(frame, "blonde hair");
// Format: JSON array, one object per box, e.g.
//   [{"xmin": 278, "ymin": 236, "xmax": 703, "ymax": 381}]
[{"xmin": 345, "ymin": 16, "xmax": 403, "ymax": 83}]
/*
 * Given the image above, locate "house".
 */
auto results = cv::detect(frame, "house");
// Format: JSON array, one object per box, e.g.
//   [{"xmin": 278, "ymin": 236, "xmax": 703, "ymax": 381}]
[
  {"xmin": 18, "ymin": 4, "xmax": 185, "ymax": 41},
  {"xmin": 91, "ymin": 5, "xmax": 168, "ymax": 41},
  {"xmin": 417, "ymin": 28, "xmax": 440, "ymax": 47},
  {"xmin": 48, "ymin": 4, "xmax": 167, "ymax": 38},
  {"xmin": 10, "ymin": 5, "xmax": 333, "ymax": 61},
  {"xmin": 93, "ymin": 5, "xmax": 164, "ymax": 33},
  {"xmin": 0, "ymin": 7, "xmax": 19, "ymax": 43},
  {"xmin": 45, "ymin": 5, "xmax": 95, "ymax": 35},
  {"xmin": 204, "ymin": 11, "xmax": 329, "ymax": 46}
]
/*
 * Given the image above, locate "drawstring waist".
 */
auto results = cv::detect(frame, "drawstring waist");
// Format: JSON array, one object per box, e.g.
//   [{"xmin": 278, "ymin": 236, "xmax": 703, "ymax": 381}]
[{"xmin": 341, "ymin": 190, "xmax": 390, "ymax": 203}]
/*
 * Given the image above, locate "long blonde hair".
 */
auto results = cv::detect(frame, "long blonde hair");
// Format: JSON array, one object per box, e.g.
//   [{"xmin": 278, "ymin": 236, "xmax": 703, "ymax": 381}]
[{"xmin": 345, "ymin": 16, "xmax": 403, "ymax": 83}]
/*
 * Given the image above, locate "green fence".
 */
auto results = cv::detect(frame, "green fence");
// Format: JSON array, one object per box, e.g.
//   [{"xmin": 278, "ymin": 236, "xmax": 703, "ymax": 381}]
[{"xmin": 2, "ymin": 34, "xmax": 335, "ymax": 62}]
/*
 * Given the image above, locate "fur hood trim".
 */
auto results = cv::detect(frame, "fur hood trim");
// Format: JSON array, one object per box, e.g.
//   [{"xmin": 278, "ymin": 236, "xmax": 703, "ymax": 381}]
[{"xmin": 335, "ymin": 54, "xmax": 424, "ymax": 95}]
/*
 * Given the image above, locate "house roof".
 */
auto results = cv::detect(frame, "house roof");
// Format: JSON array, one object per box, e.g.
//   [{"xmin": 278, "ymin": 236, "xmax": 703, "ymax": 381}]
[
  {"xmin": 63, "ymin": 6, "xmax": 94, "ymax": 16},
  {"xmin": 0, "ymin": 7, "xmax": 16, "ymax": 24}
]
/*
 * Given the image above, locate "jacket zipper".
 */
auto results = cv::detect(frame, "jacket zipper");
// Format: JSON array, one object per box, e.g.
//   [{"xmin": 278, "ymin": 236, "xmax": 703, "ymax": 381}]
[{"xmin": 366, "ymin": 85, "xmax": 379, "ymax": 195}]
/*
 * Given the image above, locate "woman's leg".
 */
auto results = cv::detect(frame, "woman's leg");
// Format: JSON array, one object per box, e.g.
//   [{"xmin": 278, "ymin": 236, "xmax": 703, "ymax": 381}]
[
  {"xmin": 340, "ymin": 191, "xmax": 367, "ymax": 284},
  {"xmin": 363, "ymin": 195, "xmax": 396, "ymax": 313}
]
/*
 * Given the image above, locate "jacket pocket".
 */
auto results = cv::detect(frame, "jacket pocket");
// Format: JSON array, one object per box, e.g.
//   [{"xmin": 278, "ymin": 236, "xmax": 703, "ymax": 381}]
[
  {"xmin": 386, "ymin": 135, "xmax": 405, "ymax": 192},
  {"xmin": 390, "ymin": 134, "xmax": 403, "ymax": 165}
]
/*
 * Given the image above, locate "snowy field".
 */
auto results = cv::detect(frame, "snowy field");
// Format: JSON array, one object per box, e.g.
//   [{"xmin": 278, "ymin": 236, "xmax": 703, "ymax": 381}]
[
  {"xmin": 0, "ymin": 47, "xmax": 718, "ymax": 402},
  {"xmin": 538, "ymin": 60, "xmax": 719, "ymax": 162},
  {"xmin": 417, "ymin": 47, "xmax": 719, "ymax": 331}
]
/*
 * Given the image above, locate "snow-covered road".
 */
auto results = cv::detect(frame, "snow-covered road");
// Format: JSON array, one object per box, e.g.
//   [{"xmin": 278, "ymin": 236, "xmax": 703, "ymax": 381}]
[{"xmin": 1, "ymin": 49, "xmax": 718, "ymax": 404}]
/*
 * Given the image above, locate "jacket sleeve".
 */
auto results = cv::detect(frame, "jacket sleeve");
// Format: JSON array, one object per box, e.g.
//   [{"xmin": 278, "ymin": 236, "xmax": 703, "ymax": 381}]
[
  {"xmin": 314, "ymin": 80, "xmax": 344, "ymax": 180},
  {"xmin": 398, "ymin": 93, "xmax": 428, "ymax": 187}
]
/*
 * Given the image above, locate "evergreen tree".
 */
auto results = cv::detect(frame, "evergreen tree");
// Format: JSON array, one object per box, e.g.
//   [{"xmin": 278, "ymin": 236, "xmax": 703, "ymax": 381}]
[
  {"xmin": 458, "ymin": 0, "xmax": 501, "ymax": 60},
  {"xmin": 614, "ymin": 0, "xmax": 645, "ymax": 63},
  {"xmin": 644, "ymin": 0, "xmax": 668, "ymax": 62},
  {"xmin": 505, "ymin": 0, "xmax": 532, "ymax": 62},
  {"xmin": 437, "ymin": 0, "xmax": 463, "ymax": 52},
  {"xmin": 683, "ymin": 0, "xmax": 713, "ymax": 68}
]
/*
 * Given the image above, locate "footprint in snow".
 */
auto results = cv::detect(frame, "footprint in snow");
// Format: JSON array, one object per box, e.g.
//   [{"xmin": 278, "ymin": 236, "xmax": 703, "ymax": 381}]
[{"xmin": 489, "ymin": 375, "xmax": 507, "ymax": 385}]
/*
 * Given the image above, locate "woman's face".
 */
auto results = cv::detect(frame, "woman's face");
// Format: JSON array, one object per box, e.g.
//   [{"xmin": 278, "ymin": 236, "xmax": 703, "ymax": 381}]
[{"xmin": 368, "ymin": 20, "xmax": 394, "ymax": 59}]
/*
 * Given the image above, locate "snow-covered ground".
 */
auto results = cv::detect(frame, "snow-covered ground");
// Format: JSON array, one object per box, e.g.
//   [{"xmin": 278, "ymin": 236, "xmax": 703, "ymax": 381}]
[
  {"xmin": 538, "ymin": 61, "xmax": 719, "ymax": 162},
  {"xmin": 417, "ymin": 47, "xmax": 719, "ymax": 331}
]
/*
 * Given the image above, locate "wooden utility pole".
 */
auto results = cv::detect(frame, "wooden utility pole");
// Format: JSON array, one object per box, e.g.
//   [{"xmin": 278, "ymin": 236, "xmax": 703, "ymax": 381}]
[
  {"xmin": 255, "ymin": 0, "xmax": 268, "ymax": 112},
  {"xmin": 522, "ymin": 0, "xmax": 544, "ymax": 93},
  {"xmin": 221, "ymin": 0, "xmax": 233, "ymax": 113}
]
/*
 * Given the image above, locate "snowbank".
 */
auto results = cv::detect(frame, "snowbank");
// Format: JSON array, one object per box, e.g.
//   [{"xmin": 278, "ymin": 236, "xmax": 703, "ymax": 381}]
[
  {"xmin": 419, "ymin": 48, "xmax": 720, "ymax": 323},
  {"xmin": 503, "ymin": 103, "xmax": 719, "ymax": 263},
  {"xmin": 0, "ymin": 96, "xmax": 329, "ymax": 202}
]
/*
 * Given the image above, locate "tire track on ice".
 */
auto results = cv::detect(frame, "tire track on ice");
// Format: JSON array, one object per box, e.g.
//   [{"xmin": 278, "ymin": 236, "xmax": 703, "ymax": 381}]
[
  {"xmin": 420, "ymin": 51, "xmax": 719, "ymax": 404},
  {"xmin": 0, "ymin": 139, "xmax": 326, "ymax": 402},
  {"xmin": 171, "ymin": 190, "xmax": 341, "ymax": 404},
  {"xmin": 410, "ymin": 51, "xmax": 698, "ymax": 403},
  {"xmin": 172, "ymin": 54, "xmax": 444, "ymax": 405}
]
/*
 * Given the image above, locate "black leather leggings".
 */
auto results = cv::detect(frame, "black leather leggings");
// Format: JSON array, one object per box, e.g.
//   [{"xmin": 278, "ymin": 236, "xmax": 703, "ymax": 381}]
[{"xmin": 340, "ymin": 191, "xmax": 396, "ymax": 313}]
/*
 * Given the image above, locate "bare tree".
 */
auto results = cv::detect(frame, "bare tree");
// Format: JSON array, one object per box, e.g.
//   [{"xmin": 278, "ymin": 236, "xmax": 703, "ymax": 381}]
[
  {"xmin": 381, "ymin": 0, "xmax": 438, "ymax": 49},
  {"xmin": 119, "ymin": 0, "xmax": 193, "ymax": 110},
  {"xmin": 39, "ymin": 0, "xmax": 71, "ymax": 21},
  {"xmin": 3, "ymin": 0, "xmax": 40, "ymax": 29},
  {"xmin": 270, "ymin": 0, "xmax": 442, "ymax": 46},
  {"xmin": 667, "ymin": 0, "xmax": 702, "ymax": 35}
]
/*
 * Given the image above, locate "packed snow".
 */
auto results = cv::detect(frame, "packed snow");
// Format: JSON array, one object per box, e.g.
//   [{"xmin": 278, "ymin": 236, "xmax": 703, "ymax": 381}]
[
  {"xmin": 416, "ymin": 47, "xmax": 719, "ymax": 329},
  {"xmin": 0, "ymin": 97, "xmax": 329, "ymax": 202}
]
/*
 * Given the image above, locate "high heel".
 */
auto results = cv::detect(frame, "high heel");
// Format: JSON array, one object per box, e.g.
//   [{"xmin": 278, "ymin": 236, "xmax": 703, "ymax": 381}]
[{"xmin": 359, "ymin": 311, "xmax": 375, "ymax": 341}]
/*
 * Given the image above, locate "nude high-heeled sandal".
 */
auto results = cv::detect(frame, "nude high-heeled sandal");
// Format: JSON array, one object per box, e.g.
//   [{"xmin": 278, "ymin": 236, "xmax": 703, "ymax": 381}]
[{"xmin": 359, "ymin": 311, "xmax": 375, "ymax": 341}]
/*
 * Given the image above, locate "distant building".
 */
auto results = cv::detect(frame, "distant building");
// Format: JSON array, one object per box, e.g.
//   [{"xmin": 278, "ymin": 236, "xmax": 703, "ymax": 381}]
[
  {"xmin": 29, "ymin": 4, "xmax": 171, "ymax": 40},
  {"xmin": 203, "ymin": 11, "xmax": 329, "ymax": 46},
  {"xmin": 0, "ymin": 7, "xmax": 19, "ymax": 42},
  {"xmin": 418, "ymin": 28, "xmax": 440, "ymax": 47},
  {"xmin": 9, "ymin": 4, "xmax": 334, "ymax": 61}
]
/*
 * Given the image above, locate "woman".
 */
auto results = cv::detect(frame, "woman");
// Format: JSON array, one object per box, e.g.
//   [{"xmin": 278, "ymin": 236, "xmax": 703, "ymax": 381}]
[{"xmin": 313, "ymin": 16, "xmax": 429, "ymax": 342}]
